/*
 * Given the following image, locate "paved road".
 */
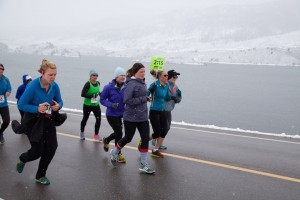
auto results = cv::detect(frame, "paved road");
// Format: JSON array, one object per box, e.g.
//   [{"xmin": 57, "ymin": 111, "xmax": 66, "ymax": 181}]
[{"xmin": 1, "ymin": 104, "xmax": 300, "ymax": 200}]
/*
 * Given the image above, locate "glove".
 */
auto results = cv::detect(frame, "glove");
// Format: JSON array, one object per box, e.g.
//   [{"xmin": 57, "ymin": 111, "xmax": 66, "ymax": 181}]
[
  {"xmin": 171, "ymin": 96, "xmax": 180, "ymax": 103},
  {"xmin": 112, "ymin": 103, "xmax": 119, "ymax": 109},
  {"xmin": 149, "ymin": 84, "xmax": 157, "ymax": 95}
]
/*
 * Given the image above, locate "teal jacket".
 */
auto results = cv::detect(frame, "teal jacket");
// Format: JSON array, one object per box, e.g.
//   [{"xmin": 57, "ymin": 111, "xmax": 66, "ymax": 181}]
[
  {"xmin": 0, "ymin": 75, "xmax": 12, "ymax": 107},
  {"xmin": 148, "ymin": 80, "xmax": 171, "ymax": 111}
]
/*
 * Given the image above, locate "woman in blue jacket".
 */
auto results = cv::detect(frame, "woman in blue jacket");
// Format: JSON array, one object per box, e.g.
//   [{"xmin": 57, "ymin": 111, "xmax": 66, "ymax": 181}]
[
  {"xmin": 100, "ymin": 67, "xmax": 126, "ymax": 163},
  {"xmin": 16, "ymin": 59, "xmax": 63, "ymax": 185},
  {"xmin": 0, "ymin": 63, "xmax": 12, "ymax": 144}
]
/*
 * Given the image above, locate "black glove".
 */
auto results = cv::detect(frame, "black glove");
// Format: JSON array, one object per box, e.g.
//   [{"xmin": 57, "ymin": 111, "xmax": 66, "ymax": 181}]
[
  {"xmin": 149, "ymin": 84, "xmax": 157, "ymax": 95},
  {"xmin": 112, "ymin": 103, "xmax": 119, "ymax": 109}
]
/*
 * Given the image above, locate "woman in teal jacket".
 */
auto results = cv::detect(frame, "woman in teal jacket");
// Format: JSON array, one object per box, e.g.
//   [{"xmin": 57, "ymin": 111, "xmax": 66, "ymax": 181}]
[{"xmin": 148, "ymin": 70, "xmax": 171, "ymax": 158}]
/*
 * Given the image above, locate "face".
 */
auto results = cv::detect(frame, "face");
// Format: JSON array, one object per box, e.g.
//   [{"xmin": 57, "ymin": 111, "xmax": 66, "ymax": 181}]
[
  {"xmin": 116, "ymin": 75, "xmax": 126, "ymax": 84},
  {"xmin": 135, "ymin": 67, "xmax": 145, "ymax": 79},
  {"xmin": 159, "ymin": 70, "xmax": 169, "ymax": 82},
  {"xmin": 169, "ymin": 75, "xmax": 178, "ymax": 84},
  {"xmin": 42, "ymin": 68, "xmax": 57, "ymax": 84},
  {"xmin": 90, "ymin": 74, "xmax": 98, "ymax": 82},
  {"xmin": 0, "ymin": 67, "xmax": 4, "ymax": 76}
]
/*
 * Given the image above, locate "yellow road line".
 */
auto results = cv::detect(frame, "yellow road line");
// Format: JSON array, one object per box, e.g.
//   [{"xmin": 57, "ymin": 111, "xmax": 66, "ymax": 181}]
[{"xmin": 57, "ymin": 132, "xmax": 300, "ymax": 184}]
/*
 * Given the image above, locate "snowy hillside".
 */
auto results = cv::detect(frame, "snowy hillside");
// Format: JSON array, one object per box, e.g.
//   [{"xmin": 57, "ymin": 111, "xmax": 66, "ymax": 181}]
[{"xmin": 1, "ymin": 0, "xmax": 300, "ymax": 66}]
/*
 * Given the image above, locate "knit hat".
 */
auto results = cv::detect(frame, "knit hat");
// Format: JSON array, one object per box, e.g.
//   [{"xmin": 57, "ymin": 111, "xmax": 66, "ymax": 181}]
[
  {"xmin": 114, "ymin": 67, "xmax": 126, "ymax": 78},
  {"xmin": 89, "ymin": 69, "xmax": 98, "ymax": 76},
  {"xmin": 25, "ymin": 75, "xmax": 32, "ymax": 81}
]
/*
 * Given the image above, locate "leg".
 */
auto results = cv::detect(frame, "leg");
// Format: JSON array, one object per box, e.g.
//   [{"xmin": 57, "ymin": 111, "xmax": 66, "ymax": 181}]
[
  {"xmin": 149, "ymin": 110, "xmax": 161, "ymax": 140},
  {"xmin": 92, "ymin": 105, "xmax": 101, "ymax": 135},
  {"xmin": 0, "ymin": 106, "xmax": 10, "ymax": 134},
  {"xmin": 36, "ymin": 119, "xmax": 58, "ymax": 179},
  {"xmin": 80, "ymin": 105, "xmax": 91, "ymax": 133},
  {"xmin": 106, "ymin": 116, "xmax": 123, "ymax": 145}
]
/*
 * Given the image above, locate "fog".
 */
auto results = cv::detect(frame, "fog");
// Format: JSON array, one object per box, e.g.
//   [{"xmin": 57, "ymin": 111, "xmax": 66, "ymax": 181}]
[{"xmin": 0, "ymin": 0, "xmax": 280, "ymax": 39}]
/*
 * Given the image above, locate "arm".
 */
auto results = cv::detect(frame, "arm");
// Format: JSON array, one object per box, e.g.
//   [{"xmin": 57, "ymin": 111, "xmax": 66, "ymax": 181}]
[
  {"xmin": 16, "ymin": 85, "xmax": 23, "ymax": 100},
  {"xmin": 52, "ymin": 83, "xmax": 63, "ymax": 110},
  {"xmin": 100, "ymin": 85, "xmax": 113, "ymax": 108},
  {"xmin": 81, "ymin": 82, "xmax": 93, "ymax": 98},
  {"xmin": 18, "ymin": 83, "xmax": 39, "ymax": 113}
]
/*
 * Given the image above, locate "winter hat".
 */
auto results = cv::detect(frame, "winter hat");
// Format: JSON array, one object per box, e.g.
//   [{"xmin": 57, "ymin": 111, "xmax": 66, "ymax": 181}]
[
  {"xmin": 114, "ymin": 67, "xmax": 126, "ymax": 78},
  {"xmin": 89, "ymin": 69, "xmax": 98, "ymax": 76},
  {"xmin": 0, "ymin": 63, "xmax": 4, "ymax": 70},
  {"xmin": 25, "ymin": 75, "xmax": 32, "ymax": 81}
]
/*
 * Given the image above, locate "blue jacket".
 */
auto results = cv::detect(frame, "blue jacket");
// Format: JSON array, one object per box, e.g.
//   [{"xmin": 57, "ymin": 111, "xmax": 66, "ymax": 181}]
[
  {"xmin": 165, "ymin": 81, "xmax": 182, "ymax": 112},
  {"xmin": 16, "ymin": 74, "xmax": 29, "ymax": 102},
  {"xmin": 18, "ymin": 77, "xmax": 63, "ymax": 113},
  {"xmin": 123, "ymin": 77, "xmax": 148, "ymax": 122},
  {"xmin": 100, "ymin": 79, "xmax": 125, "ymax": 117},
  {"xmin": 0, "ymin": 75, "xmax": 12, "ymax": 107},
  {"xmin": 148, "ymin": 80, "xmax": 171, "ymax": 111}
]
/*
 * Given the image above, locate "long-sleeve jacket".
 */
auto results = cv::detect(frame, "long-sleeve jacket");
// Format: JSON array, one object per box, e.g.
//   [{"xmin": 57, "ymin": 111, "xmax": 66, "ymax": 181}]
[
  {"xmin": 0, "ymin": 75, "xmax": 12, "ymax": 107},
  {"xmin": 148, "ymin": 80, "xmax": 171, "ymax": 111},
  {"xmin": 165, "ymin": 81, "xmax": 182, "ymax": 112},
  {"xmin": 18, "ymin": 77, "xmax": 63, "ymax": 113},
  {"xmin": 100, "ymin": 79, "xmax": 125, "ymax": 117},
  {"xmin": 123, "ymin": 77, "xmax": 148, "ymax": 122}
]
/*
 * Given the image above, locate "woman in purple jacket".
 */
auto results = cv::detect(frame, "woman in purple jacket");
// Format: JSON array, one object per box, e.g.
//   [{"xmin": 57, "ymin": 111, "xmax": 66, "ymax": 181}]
[
  {"xmin": 109, "ymin": 63, "xmax": 155, "ymax": 174},
  {"xmin": 100, "ymin": 67, "xmax": 126, "ymax": 163}
]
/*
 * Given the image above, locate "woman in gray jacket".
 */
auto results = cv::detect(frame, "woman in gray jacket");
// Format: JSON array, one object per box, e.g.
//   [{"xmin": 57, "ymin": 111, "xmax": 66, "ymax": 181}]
[{"xmin": 109, "ymin": 63, "xmax": 155, "ymax": 174}]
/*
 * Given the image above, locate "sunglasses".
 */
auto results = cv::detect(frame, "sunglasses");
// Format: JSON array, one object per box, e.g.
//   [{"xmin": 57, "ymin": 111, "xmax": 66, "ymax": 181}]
[
  {"xmin": 163, "ymin": 74, "xmax": 168, "ymax": 77},
  {"xmin": 172, "ymin": 76, "xmax": 178, "ymax": 79},
  {"xmin": 0, "ymin": 68, "xmax": 4, "ymax": 71},
  {"xmin": 91, "ymin": 74, "xmax": 98, "ymax": 77}
]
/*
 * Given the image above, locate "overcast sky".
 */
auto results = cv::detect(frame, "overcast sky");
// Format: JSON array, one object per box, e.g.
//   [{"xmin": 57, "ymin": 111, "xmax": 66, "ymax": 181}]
[{"xmin": 0, "ymin": 0, "xmax": 279, "ymax": 39}]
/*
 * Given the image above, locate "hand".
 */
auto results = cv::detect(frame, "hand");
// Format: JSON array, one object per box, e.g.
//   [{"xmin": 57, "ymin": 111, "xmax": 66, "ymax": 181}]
[
  {"xmin": 38, "ymin": 103, "xmax": 49, "ymax": 113},
  {"xmin": 5, "ymin": 92, "xmax": 10, "ymax": 97},
  {"xmin": 51, "ymin": 100, "xmax": 60, "ymax": 111},
  {"xmin": 147, "ymin": 97, "xmax": 152, "ymax": 102},
  {"xmin": 112, "ymin": 103, "xmax": 119, "ymax": 109}
]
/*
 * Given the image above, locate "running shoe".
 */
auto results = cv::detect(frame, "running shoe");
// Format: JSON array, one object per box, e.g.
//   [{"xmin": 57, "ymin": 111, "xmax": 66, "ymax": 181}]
[
  {"xmin": 151, "ymin": 150, "xmax": 164, "ymax": 158},
  {"xmin": 35, "ymin": 177, "xmax": 50, "ymax": 185},
  {"xmin": 0, "ymin": 134, "xmax": 4, "ymax": 144},
  {"xmin": 139, "ymin": 164, "xmax": 155, "ymax": 174},
  {"xmin": 159, "ymin": 145, "xmax": 167, "ymax": 150},
  {"xmin": 102, "ymin": 137, "xmax": 109, "ymax": 152},
  {"xmin": 118, "ymin": 153, "xmax": 126, "ymax": 163},
  {"xmin": 16, "ymin": 160, "xmax": 25, "ymax": 173},
  {"xmin": 93, "ymin": 134, "xmax": 99, "ymax": 141},
  {"xmin": 110, "ymin": 149, "xmax": 118, "ymax": 167},
  {"xmin": 80, "ymin": 132, "xmax": 85, "ymax": 140},
  {"xmin": 137, "ymin": 139, "xmax": 142, "ymax": 151}
]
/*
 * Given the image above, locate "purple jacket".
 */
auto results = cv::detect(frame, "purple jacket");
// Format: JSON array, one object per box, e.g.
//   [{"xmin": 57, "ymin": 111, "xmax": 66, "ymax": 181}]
[
  {"xmin": 100, "ymin": 79, "xmax": 125, "ymax": 117},
  {"xmin": 123, "ymin": 77, "xmax": 148, "ymax": 122}
]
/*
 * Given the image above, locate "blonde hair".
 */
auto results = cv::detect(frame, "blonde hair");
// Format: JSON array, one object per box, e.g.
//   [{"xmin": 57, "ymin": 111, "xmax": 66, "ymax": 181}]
[
  {"xmin": 150, "ymin": 70, "xmax": 164, "ymax": 79},
  {"xmin": 38, "ymin": 58, "xmax": 56, "ymax": 74}
]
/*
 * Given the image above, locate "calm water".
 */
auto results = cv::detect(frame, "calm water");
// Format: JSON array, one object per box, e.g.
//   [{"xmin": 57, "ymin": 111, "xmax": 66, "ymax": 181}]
[{"xmin": 1, "ymin": 52, "xmax": 300, "ymax": 135}]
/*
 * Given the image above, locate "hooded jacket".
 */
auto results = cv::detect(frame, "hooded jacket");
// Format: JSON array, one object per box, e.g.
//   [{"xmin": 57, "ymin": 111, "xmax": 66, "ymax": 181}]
[
  {"xmin": 100, "ymin": 79, "xmax": 125, "ymax": 117},
  {"xmin": 123, "ymin": 77, "xmax": 148, "ymax": 122},
  {"xmin": 148, "ymin": 80, "xmax": 172, "ymax": 111},
  {"xmin": 16, "ymin": 74, "xmax": 29, "ymax": 102}
]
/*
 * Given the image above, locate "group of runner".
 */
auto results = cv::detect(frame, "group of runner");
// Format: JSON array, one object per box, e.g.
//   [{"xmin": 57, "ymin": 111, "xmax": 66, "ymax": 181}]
[{"xmin": 0, "ymin": 59, "xmax": 182, "ymax": 185}]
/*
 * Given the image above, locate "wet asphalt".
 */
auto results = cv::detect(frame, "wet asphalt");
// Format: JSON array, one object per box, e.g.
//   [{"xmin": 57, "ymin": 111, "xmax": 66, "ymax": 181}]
[{"xmin": 0, "ymin": 104, "xmax": 300, "ymax": 200}]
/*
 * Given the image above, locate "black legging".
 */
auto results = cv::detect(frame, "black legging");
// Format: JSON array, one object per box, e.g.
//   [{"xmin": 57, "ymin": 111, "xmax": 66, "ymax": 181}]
[
  {"xmin": 80, "ymin": 104, "xmax": 101, "ymax": 134},
  {"xmin": 118, "ymin": 120, "xmax": 149, "ymax": 152},
  {"xmin": 0, "ymin": 106, "xmax": 10, "ymax": 134},
  {"xmin": 165, "ymin": 111, "xmax": 172, "ymax": 134},
  {"xmin": 149, "ymin": 110, "xmax": 168, "ymax": 139},
  {"xmin": 20, "ymin": 118, "xmax": 57, "ymax": 179},
  {"xmin": 106, "ymin": 116, "xmax": 123, "ymax": 147}
]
